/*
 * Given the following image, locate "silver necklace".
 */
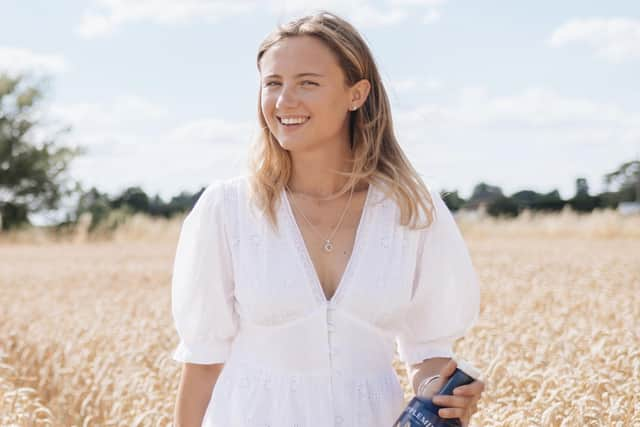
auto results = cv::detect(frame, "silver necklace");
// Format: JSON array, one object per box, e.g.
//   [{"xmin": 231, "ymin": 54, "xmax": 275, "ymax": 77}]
[{"xmin": 285, "ymin": 184, "xmax": 354, "ymax": 253}]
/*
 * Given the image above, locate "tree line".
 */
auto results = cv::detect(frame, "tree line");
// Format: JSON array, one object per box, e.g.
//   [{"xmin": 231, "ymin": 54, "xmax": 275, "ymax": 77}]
[{"xmin": 442, "ymin": 168, "xmax": 639, "ymax": 217}]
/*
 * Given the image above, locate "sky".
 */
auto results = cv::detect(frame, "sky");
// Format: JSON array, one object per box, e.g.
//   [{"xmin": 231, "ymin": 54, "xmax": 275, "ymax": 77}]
[{"xmin": 1, "ymin": 1, "xmax": 639, "ymax": 225}]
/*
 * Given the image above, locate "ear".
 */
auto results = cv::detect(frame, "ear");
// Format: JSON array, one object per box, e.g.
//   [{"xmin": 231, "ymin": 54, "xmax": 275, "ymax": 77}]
[{"xmin": 350, "ymin": 79, "xmax": 371, "ymax": 109}]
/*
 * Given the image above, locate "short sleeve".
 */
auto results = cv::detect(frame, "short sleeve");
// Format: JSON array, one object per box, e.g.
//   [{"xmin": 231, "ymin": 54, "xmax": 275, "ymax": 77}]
[
  {"xmin": 395, "ymin": 185, "xmax": 481, "ymax": 365},
  {"xmin": 171, "ymin": 179, "xmax": 238, "ymax": 364}
]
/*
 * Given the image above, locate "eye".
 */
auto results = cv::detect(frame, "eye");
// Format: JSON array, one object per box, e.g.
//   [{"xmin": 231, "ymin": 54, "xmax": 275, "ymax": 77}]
[
  {"xmin": 264, "ymin": 81, "xmax": 280, "ymax": 87},
  {"xmin": 302, "ymin": 80, "xmax": 318, "ymax": 86}
]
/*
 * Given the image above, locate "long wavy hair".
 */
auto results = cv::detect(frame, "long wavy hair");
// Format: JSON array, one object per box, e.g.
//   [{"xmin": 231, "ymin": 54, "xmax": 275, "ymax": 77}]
[{"xmin": 247, "ymin": 10, "xmax": 435, "ymax": 232}]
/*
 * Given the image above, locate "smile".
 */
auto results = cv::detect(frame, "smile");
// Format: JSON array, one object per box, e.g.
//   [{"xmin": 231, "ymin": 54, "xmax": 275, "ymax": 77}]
[{"xmin": 277, "ymin": 116, "xmax": 311, "ymax": 126}]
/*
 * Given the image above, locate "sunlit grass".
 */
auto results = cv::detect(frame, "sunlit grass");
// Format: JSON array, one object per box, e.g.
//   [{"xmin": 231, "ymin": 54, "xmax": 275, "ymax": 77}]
[{"xmin": 1, "ymin": 209, "xmax": 638, "ymax": 425}]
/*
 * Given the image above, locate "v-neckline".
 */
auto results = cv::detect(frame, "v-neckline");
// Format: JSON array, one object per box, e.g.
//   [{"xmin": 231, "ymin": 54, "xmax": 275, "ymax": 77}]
[{"xmin": 281, "ymin": 182, "xmax": 374, "ymax": 305}]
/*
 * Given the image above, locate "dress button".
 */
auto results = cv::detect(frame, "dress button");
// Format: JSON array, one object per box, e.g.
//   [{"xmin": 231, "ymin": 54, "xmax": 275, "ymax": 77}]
[{"xmin": 335, "ymin": 415, "xmax": 344, "ymax": 425}]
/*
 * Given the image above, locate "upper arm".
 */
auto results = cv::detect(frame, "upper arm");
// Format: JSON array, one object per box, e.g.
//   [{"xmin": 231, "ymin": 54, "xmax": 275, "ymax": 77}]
[
  {"xmin": 395, "ymin": 185, "xmax": 481, "ymax": 365},
  {"xmin": 171, "ymin": 179, "xmax": 239, "ymax": 365}
]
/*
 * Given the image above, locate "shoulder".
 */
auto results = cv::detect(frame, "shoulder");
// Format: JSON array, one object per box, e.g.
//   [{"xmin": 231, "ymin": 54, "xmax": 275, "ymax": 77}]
[
  {"xmin": 186, "ymin": 176, "xmax": 247, "ymax": 224},
  {"xmin": 420, "ymin": 178, "xmax": 444, "ymax": 205},
  {"xmin": 416, "ymin": 178, "xmax": 452, "ymax": 223},
  {"xmin": 199, "ymin": 175, "xmax": 247, "ymax": 203}
]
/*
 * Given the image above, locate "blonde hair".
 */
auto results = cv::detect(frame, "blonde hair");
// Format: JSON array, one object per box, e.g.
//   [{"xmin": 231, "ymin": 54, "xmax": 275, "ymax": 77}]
[{"xmin": 248, "ymin": 10, "xmax": 435, "ymax": 232}]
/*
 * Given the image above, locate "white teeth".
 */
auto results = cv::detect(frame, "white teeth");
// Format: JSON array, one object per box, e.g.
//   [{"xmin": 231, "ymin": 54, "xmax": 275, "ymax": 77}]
[{"xmin": 279, "ymin": 116, "xmax": 309, "ymax": 125}]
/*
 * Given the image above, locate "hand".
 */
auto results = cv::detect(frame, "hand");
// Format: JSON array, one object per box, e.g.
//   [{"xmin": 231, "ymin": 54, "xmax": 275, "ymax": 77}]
[{"xmin": 429, "ymin": 359, "xmax": 485, "ymax": 427}]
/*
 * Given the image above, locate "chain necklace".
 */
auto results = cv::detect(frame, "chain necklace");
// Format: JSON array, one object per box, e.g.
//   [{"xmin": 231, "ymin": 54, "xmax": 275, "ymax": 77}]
[{"xmin": 285, "ymin": 184, "xmax": 354, "ymax": 253}]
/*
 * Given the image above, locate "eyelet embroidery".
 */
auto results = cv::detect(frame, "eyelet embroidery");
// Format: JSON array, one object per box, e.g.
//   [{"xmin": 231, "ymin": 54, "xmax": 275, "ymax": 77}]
[
  {"xmin": 227, "ymin": 367, "xmax": 400, "ymax": 426},
  {"xmin": 212, "ymin": 179, "xmax": 406, "ymax": 426}
]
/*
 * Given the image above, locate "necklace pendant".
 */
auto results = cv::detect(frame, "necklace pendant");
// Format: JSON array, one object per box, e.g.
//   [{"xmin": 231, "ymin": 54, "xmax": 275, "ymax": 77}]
[{"xmin": 323, "ymin": 240, "xmax": 334, "ymax": 252}]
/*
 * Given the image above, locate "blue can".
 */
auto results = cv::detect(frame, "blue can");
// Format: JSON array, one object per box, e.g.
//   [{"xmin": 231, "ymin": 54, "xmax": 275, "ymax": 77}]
[{"xmin": 392, "ymin": 358, "xmax": 483, "ymax": 427}]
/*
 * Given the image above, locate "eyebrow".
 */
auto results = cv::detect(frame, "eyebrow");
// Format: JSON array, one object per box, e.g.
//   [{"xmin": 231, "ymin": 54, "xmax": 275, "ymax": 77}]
[{"xmin": 263, "ymin": 72, "xmax": 325, "ymax": 79}]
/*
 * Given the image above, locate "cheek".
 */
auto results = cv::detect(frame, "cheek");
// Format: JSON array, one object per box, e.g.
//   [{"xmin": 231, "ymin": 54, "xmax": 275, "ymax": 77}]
[
  {"xmin": 318, "ymin": 98, "xmax": 347, "ymax": 124},
  {"xmin": 310, "ymin": 94, "xmax": 342, "ymax": 118},
  {"xmin": 260, "ymin": 94, "xmax": 276, "ymax": 122},
  {"xmin": 260, "ymin": 92, "xmax": 272, "ymax": 111}
]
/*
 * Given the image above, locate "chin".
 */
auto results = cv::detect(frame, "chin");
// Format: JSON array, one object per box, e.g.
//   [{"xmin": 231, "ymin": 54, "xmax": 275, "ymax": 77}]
[{"xmin": 278, "ymin": 137, "xmax": 320, "ymax": 152}]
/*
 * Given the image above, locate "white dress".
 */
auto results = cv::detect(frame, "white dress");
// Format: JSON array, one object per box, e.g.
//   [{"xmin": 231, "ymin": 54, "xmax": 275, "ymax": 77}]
[{"xmin": 171, "ymin": 175, "xmax": 481, "ymax": 427}]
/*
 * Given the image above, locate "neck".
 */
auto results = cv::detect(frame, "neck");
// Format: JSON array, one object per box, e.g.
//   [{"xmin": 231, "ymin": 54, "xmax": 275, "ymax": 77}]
[{"xmin": 287, "ymin": 143, "xmax": 357, "ymax": 199}]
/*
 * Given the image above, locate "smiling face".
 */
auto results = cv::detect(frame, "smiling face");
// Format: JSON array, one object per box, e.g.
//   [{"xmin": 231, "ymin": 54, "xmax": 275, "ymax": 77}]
[{"xmin": 259, "ymin": 35, "xmax": 361, "ymax": 152}]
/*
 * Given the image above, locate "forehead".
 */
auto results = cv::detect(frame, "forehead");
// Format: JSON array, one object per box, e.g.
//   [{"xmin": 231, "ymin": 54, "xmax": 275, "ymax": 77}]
[{"xmin": 260, "ymin": 35, "xmax": 342, "ymax": 78}]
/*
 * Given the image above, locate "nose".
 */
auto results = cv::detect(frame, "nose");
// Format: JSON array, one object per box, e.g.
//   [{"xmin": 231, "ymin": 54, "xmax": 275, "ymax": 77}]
[{"xmin": 275, "ymin": 84, "xmax": 299, "ymax": 110}]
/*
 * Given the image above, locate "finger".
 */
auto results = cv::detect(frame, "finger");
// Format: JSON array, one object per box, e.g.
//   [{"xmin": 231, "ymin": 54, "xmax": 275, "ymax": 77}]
[
  {"xmin": 437, "ymin": 407, "xmax": 465, "ymax": 419},
  {"xmin": 440, "ymin": 359, "xmax": 457, "ymax": 377},
  {"xmin": 431, "ymin": 394, "xmax": 470, "ymax": 409},
  {"xmin": 453, "ymin": 380, "xmax": 485, "ymax": 396}
]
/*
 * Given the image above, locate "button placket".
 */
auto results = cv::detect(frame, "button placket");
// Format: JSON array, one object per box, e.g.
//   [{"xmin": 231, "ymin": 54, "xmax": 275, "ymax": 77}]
[
  {"xmin": 289, "ymin": 375, "xmax": 299, "ymax": 392},
  {"xmin": 327, "ymin": 319, "xmax": 336, "ymax": 332},
  {"xmin": 327, "ymin": 305, "xmax": 337, "ymax": 349},
  {"xmin": 328, "ymin": 306, "xmax": 343, "ymax": 378}
]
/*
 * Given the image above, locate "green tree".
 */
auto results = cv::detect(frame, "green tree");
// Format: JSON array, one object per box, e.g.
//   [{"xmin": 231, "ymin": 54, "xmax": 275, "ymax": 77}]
[
  {"xmin": 75, "ymin": 187, "xmax": 112, "ymax": 231},
  {"xmin": 112, "ymin": 186, "xmax": 150, "ymax": 212},
  {"xmin": 441, "ymin": 189, "xmax": 465, "ymax": 211},
  {"xmin": 0, "ymin": 73, "xmax": 85, "ymax": 230},
  {"xmin": 511, "ymin": 190, "xmax": 542, "ymax": 209},
  {"xmin": 575, "ymin": 177, "xmax": 589, "ymax": 197},
  {"xmin": 603, "ymin": 160, "xmax": 640, "ymax": 202},
  {"xmin": 568, "ymin": 177, "xmax": 603, "ymax": 212},
  {"xmin": 487, "ymin": 195, "xmax": 520, "ymax": 217},
  {"xmin": 530, "ymin": 190, "xmax": 565, "ymax": 212},
  {"xmin": 470, "ymin": 182, "xmax": 503, "ymax": 201}
]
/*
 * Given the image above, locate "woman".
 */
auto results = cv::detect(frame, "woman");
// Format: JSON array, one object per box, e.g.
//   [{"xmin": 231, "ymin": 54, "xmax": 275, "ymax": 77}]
[{"xmin": 171, "ymin": 10, "xmax": 485, "ymax": 427}]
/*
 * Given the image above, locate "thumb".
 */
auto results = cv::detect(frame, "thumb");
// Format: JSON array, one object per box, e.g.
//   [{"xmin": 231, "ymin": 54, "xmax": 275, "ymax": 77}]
[{"xmin": 440, "ymin": 358, "xmax": 457, "ymax": 378}]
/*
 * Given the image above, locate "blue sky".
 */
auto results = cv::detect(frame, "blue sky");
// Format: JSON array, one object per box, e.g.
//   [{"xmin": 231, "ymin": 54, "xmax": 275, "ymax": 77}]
[{"xmin": 2, "ymin": 1, "xmax": 639, "ymax": 224}]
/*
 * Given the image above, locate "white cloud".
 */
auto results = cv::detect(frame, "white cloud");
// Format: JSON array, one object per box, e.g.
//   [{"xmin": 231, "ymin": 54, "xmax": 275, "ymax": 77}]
[
  {"xmin": 390, "ymin": 0, "xmax": 444, "ymax": 5},
  {"xmin": 166, "ymin": 118, "xmax": 255, "ymax": 145},
  {"xmin": 0, "ymin": 47, "xmax": 68, "ymax": 76},
  {"xmin": 47, "ymin": 95, "xmax": 256, "ymax": 155},
  {"xmin": 76, "ymin": 0, "xmax": 258, "ymax": 38},
  {"xmin": 389, "ymin": 77, "xmax": 442, "ymax": 94},
  {"xmin": 268, "ymin": 0, "xmax": 445, "ymax": 28},
  {"xmin": 42, "ymin": 95, "xmax": 253, "ymax": 201},
  {"xmin": 423, "ymin": 9, "xmax": 440, "ymax": 24},
  {"xmin": 267, "ymin": 1, "xmax": 408, "ymax": 29},
  {"xmin": 50, "ymin": 95, "xmax": 169, "ymax": 135},
  {"xmin": 76, "ymin": 0, "xmax": 447, "ymax": 38},
  {"xmin": 395, "ymin": 86, "xmax": 637, "ymax": 129},
  {"xmin": 390, "ymin": 86, "xmax": 640, "ymax": 198},
  {"xmin": 548, "ymin": 17, "xmax": 640, "ymax": 63},
  {"xmin": 349, "ymin": 3, "xmax": 408, "ymax": 28}
]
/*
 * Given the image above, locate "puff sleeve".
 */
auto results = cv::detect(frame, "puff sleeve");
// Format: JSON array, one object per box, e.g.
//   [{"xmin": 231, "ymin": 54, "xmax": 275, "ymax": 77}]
[
  {"xmin": 171, "ymin": 179, "xmax": 238, "ymax": 364},
  {"xmin": 395, "ymin": 185, "xmax": 481, "ymax": 365}
]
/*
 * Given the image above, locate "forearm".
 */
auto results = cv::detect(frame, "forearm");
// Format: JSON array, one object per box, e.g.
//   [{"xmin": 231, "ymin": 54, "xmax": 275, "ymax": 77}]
[
  {"xmin": 408, "ymin": 357, "xmax": 450, "ymax": 394},
  {"xmin": 174, "ymin": 362, "xmax": 224, "ymax": 427}
]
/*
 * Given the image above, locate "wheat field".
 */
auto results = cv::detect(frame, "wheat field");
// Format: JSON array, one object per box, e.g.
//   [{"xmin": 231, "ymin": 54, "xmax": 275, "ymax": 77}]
[{"xmin": 0, "ymin": 208, "xmax": 638, "ymax": 426}]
